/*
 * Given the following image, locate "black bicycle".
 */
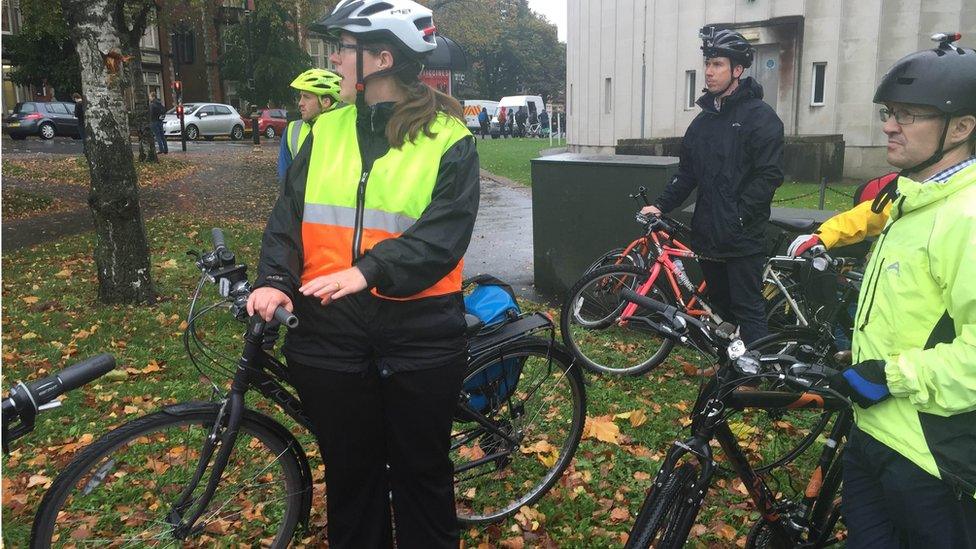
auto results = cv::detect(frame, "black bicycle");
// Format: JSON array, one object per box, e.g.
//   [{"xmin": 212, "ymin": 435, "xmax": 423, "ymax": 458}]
[
  {"xmin": 619, "ymin": 288, "xmax": 852, "ymax": 548},
  {"xmin": 3, "ymin": 354, "xmax": 117, "ymax": 454},
  {"xmin": 30, "ymin": 229, "xmax": 585, "ymax": 547}
]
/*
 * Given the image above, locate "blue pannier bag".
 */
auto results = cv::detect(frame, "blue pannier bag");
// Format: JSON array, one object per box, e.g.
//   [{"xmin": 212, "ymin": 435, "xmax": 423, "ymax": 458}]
[{"xmin": 462, "ymin": 275, "xmax": 525, "ymax": 414}]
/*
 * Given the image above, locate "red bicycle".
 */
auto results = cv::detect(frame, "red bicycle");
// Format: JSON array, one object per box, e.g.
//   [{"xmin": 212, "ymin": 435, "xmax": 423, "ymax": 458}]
[{"xmin": 561, "ymin": 213, "xmax": 725, "ymax": 376}]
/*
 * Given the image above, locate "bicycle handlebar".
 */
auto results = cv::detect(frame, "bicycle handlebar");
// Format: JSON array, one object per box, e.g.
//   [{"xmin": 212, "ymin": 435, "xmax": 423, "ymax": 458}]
[
  {"xmin": 2, "ymin": 354, "xmax": 116, "ymax": 453},
  {"xmin": 274, "ymin": 306, "xmax": 298, "ymax": 328},
  {"xmin": 211, "ymin": 228, "xmax": 226, "ymax": 251}
]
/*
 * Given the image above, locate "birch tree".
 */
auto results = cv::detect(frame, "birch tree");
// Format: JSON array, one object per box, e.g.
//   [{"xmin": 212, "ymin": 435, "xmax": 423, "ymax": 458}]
[{"xmin": 61, "ymin": 0, "xmax": 156, "ymax": 304}]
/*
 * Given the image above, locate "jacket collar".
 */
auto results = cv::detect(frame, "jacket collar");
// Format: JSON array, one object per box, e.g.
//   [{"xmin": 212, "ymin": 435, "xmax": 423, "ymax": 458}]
[
  {"xmin": 356, "ymin": 102, "xmax": 396, "ymax": 136},
  {"xmin": 892, "ymin": 160, "xmax": 976, "ymax": 219},
  {"xmin": 696, "ymin": 76, "xmax": 764, "ymax": 113}
]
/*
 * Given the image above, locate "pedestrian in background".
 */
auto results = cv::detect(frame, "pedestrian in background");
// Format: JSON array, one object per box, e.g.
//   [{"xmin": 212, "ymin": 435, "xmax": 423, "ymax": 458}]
[
  {"xmin": 72, "ymin": 93, "xmax": 85, "ymax": 142},
  {"xmin": 478, "ymin": 107, "xmax": 490, "ymax": 139},
  {"xmin": 149, "ymin": 92, "xmax": 168, "ymax": 154}
]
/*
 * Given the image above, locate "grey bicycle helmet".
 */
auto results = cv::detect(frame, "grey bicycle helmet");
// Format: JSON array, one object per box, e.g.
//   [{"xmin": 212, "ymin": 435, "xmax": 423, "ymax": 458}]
[
  {"xmin": 700, "ymin": 26, "xmax": 754, "ymax": 68},
  {"xmin": 874, "ymin": 33, "xmax": 976, "ymax": 173}
]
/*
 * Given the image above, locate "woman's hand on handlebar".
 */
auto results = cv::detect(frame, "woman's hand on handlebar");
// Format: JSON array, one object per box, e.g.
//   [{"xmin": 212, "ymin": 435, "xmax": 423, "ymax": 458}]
[
  {"xmin": 640, "ymin": 204, "xmax": 662, "ymax": 217},
  {"xmin": 299, "ymin": 267, "xmax": 368, "ymax": 306},
  {"xmin": 247, "ymin": 287, "xmax": 293, "ymax": 321}
]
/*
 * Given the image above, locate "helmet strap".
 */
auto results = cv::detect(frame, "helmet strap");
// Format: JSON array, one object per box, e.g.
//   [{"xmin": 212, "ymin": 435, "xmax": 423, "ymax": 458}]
[
  {"xmin": 355, "ymin": 47, "xmax": 367, "ymax": 111},
  {"xmin": 904, "ymin": 114, "xmax": 961, "ymax": 176}
]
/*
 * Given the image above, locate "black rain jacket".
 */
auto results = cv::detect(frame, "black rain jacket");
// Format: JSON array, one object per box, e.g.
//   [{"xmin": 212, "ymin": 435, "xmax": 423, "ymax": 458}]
[
  {"xmin": 254, "ymin": 103, "xmax": 481, "ymax": 372},
  {"xmin": 654, "ymin": 77, "xmax": 784, "ymax": 258}
]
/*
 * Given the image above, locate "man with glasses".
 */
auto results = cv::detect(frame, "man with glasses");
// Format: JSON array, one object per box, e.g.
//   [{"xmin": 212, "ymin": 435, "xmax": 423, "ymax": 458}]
[
  {"xmin": 641, "ymin": 26, "xmax": 784, "ymax": 345},
  {"xmin": 826, "ymin": 33, "xmax": 976, "ymax": 548}
]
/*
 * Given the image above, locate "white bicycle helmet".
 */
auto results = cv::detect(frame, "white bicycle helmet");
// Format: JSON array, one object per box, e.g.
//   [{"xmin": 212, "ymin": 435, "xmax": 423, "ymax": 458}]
[{"xmin": 312, "ymin": 0, "xmax": 437, "ymax": 61}]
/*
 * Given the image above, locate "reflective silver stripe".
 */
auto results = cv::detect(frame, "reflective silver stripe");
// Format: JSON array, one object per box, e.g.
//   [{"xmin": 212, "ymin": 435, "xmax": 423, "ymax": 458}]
[
  {"xmin": 287, "ymin": 121, "xmax": 303, "ymax": 157},
  {"xmin": 304, "ymin": 203, "xmax": 417, "ymax": 233}
]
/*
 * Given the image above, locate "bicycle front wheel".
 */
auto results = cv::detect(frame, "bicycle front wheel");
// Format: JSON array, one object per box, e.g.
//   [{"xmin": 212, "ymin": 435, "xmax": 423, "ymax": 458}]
[
  {"xmin": 31, "ymin": 403, "xmax": 309, "ymax": 548},
  {"xmin": 453, "ymin": 337, "xmax": 586, "ymax": 524},
  {"xmin": 561, "ymin": 264, "xmax": 676, "ymax": 376},
  {"xmin": 626, "ymin": 463, "xmax": 702, "ymax": 549}
]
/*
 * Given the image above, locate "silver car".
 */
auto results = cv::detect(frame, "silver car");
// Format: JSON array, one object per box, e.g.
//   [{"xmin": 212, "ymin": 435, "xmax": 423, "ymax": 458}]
[{"xmin": 162, "ymin": 103, "xmax": 245, "ymax": 141}]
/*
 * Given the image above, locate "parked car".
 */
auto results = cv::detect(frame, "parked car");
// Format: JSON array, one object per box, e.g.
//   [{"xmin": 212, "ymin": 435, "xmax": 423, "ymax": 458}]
[
  {"xmin": 460, "ymin": 99, "xmax": 499, "ymax": 132},
  {"xmin": 162, "ymin": 103, "xmax": 245, "ymax": 141},
  {"xmin": 2, "ymin": 101, "xmax": 81, "ymax": 140},
  {"xmin": 240, "ymin": 109, "xmax": 289, "ymax": 139},
  {"xmin": 490, "ymin": 95, "xmax": 546, "ymax": 137}
]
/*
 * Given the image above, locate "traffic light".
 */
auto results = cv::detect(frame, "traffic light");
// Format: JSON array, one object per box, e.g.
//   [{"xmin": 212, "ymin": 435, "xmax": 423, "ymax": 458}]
[
  {"xmin": 172, "ymin": 80, "xmax": 183, "ymax": 106},
  {"xmin": 176, "ymin": 104, "xmax": 184, "ymax": 117}
]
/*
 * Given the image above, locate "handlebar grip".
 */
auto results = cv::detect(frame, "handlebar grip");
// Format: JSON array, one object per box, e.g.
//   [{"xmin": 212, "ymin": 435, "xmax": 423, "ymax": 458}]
[
  {"xmin": 211, "ymin": 228, "xmax": 226, "ymax": 251},
  {"xmin": 273, "ymin": 306, "xmax": 299, "ymax": 329},
  {"xmin": 30, "ymin": 354, "xmax": 116, "ymax": 405}
]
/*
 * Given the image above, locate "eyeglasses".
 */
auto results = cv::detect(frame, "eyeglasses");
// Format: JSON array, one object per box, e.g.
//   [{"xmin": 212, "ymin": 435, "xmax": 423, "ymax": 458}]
[
  {"xmin": 337, "ymin": 42, "xmax": 379, "ymax": 54},
  {"xmin": 879, "ymin": 107, "xmax": 942, "ymax": 125}
]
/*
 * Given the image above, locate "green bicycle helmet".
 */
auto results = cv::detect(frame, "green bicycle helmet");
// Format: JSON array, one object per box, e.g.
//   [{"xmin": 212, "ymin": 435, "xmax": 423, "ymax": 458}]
[{"xmin": 289, "ymin": 69, "xmax": 342, "ymax": 103}]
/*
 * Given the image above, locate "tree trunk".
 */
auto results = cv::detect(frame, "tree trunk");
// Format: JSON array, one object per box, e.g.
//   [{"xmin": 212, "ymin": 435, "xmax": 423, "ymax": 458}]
[
  {"xmin": 62, "ymin": 0, "xmax": 156, "ymax": 304},
  {"xmin": 127, "ymin": 48, "xmax": 158, "ymax": 163}
]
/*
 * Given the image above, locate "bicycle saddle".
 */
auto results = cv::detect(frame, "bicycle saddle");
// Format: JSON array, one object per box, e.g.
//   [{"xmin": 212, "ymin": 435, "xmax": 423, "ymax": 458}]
[{"xmin": 768, "ymin": 216, "xmax": 819, "ymax": 233}]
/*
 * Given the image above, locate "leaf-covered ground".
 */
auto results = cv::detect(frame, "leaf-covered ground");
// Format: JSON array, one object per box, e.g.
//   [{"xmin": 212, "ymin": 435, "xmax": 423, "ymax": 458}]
[
  {"xmin": 1, "ymin": 146, "xmax": 838, "ymax": 547},
  {"xmin": 1, "ymin": 214, "xmax": 834, "ymax": 547}
]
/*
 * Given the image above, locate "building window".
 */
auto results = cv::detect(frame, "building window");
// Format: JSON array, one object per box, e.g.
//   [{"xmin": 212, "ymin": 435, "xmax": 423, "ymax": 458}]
[
  {"xmin": 685, "ymin": 70, "xmax": 697, "ymax": 109},
  {"xmin": 308, "ymin": 38, "xmax": 325, "ymax": 69},
  {"xmin": 2, "ymin": 0, "xmax": 22, "ymax": 35},
  {"xmin": 144, "ymin": 71, "xmax": 161, "ymax": 99},
  {"xmin": 604, "ymin": 77, "xmax": 612, "ymax": 114},
  {"xmin": 140, "ymin": 24, "xmax": 159, "ymax": 50},
  {"xmin": 811, "ymin": 62, "xmax": 827, "ymax": 106}
]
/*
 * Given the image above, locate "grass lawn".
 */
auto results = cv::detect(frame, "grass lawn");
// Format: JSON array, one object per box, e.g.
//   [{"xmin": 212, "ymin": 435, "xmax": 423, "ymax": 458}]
[
  {"xmin": 474, "ymin": 137, "xmax": 857, "ymax": 212},
  {"xmin": 1, "ymin": 212, "xmax": 833, "ymax": 547},
  {"xmin": 475, "ymin": 137, "xmax": 555, "ymax": 186}
]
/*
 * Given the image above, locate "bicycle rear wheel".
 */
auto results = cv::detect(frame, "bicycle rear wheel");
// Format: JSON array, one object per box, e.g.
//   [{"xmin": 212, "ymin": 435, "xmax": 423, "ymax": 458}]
[
  {"xmin": 561, "ymin": 264, "xmax": 676, "ymax": 376},
  {"xmin": 582, "ymin": 246, "xmax": 647, "ymax": 275},
  {"xmin": 31, "ymin": 403, "xmax": 309, "ymax": 548},
  {"xmin": 626, "ymin": 463, "xmax": 701, "ymax": 549},
  {"xmin": 453, "ymin": 337, "xmax": 585, "ymax": 524}
]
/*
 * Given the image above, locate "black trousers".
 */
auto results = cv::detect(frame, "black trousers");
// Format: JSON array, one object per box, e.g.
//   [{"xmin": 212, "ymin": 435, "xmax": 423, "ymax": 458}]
[
  {"xmin": 287, "ymin": 360, "xmax": 467, "ymax": 549},
  {"xmin": 699, "ymin": 254, "xmax": 768, "ymax": 345},
  {"xmin": 843, "ymin": 426, "xmax": 976, "ymax": 548}
]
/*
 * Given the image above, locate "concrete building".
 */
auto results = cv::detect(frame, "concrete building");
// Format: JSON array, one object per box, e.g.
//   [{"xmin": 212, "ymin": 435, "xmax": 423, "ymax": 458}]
[{"xmin": 566, "ymin": 0, "xmax": 976, "ymax": 178}]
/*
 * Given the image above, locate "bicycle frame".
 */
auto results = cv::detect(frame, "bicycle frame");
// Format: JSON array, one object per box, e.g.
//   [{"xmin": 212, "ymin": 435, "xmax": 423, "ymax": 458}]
[
  {"xmin": 648, "ymin": 370, "xmax": 851, "ymax": 547},
  {"xmin": 166, "ymin": 312, "xmax": 559, "ymax": 538},
  {"xmin": 621, "ymin": 229, "xmax": 715, "ymax": 321}
]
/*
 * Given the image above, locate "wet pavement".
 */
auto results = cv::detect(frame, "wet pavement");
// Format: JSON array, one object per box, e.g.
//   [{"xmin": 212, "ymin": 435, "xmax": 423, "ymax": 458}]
[{"xmin": 464, "ymin": 173, "xmax": 537, "ymax": 300}]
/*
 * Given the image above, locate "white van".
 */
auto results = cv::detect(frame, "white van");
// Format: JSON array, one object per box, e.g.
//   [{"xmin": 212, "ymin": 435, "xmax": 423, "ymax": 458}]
[
  {"xmin": 490, "ymin": 95, "xmax": 547, "ymax": 137},
  {"xmin": 460, "ymin": 100, "xmax": 499, "ymax": 131}
]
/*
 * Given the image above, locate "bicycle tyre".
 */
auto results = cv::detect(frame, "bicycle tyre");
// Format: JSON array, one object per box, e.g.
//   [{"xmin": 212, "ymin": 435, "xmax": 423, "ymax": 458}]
[
  {"xmin": 561, "ymin": 264, "xmax": 676, "ymax": 376},
  {"xmin": 454, "ymin": 337, "xmax": 585, "ymax": 524},
  {"xmin": 582, "ymin": 246, "xmax": 647, "ymax": 275},
  {"xmin": 31, "ymin": 403, "xmax": 309, "ymax": 548},
  {"xmin": 626, "ymin": 463, "xmax": 700, "ymax": 549}
]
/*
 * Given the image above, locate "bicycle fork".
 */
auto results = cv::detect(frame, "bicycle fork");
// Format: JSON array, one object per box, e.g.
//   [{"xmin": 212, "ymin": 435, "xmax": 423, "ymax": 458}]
[{"xmin": 167, "ymin": 317, "xmax": 266, "ymax": 539}]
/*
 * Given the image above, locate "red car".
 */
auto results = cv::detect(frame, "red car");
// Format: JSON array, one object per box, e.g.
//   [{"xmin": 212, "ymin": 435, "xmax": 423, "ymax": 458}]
[{"xmin": 240, "ymin": 108, "xmax": 289, "ymax": 139}]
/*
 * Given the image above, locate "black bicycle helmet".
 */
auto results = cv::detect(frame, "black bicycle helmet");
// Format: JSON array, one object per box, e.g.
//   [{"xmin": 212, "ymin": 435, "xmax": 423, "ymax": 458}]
[
  {"xmin": 874, "ymin": 33, "xmax": 976, "ymax": 173},
  {"xmin": 700, "ymin": 26, "xmax": 754, "ymax": 68}
]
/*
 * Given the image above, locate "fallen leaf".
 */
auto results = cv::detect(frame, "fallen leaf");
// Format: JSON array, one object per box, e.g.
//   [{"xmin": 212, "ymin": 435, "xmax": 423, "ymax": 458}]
[
  {"xmin": 27, "ymin": 475, "xmax": 52, "ymax": 488},
  {"xmin": 583, "ymin": 415, "xmax": 621, "ymax": 445},
  {"xmin": 22, "ymin": 296, "xmax": 39, "ymax": 304}
]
